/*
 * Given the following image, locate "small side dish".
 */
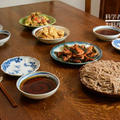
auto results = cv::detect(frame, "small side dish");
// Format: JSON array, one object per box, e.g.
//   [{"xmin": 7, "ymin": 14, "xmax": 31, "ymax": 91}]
[
  {"xmin": 32, "ymin": 25, "xmax": 70, "ymax": 44},
  {"xmin": 55, "ymin": 44, "xmax": 98, "ymax": 63},
  {"xmin": 24, "ymin": 12, "xmax": 50, "ymax": 27},
  {"xmin": 93, "ymin": 25, "xmax": 120, "ymax": 41},
  {"xmin": 80, "ymin": 60, "xmax": 120, "ymax": 96},
  {"xmin": 16, "ymin": 71, "xmax": 60, "ymax": 99},
  {"xmin": 35, "ymin": 26, "xmax": 64, "ymax": 39},
  {"xmin": 0, "ymin": 30, "xmax": 11, "ymax": 46},
  {"xmin": 19, "ymin": 12, "xmax": 56, "ymax": 28},
  {"xmin": 50, "ymin": 42, "xmax": 102, "ymax": 65}
]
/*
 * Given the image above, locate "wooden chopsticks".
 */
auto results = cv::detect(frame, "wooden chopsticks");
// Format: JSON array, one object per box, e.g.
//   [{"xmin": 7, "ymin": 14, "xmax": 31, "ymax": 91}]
[{"xmin": 0, "ymin": 82, "xmax": 18, "ymax": 108}]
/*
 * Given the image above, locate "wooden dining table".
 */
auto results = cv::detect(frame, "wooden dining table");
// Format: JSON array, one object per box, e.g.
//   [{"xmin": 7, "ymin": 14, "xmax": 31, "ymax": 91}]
[{"xmin": 0, "ymin": 1, "xmax": 120, "ymax": 120}]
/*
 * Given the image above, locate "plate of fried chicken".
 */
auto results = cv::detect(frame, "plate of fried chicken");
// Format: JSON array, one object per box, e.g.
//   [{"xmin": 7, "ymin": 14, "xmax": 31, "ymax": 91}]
[{"xmin": 50, "ymin": 41, "xmax": 102, "ymax": 65}]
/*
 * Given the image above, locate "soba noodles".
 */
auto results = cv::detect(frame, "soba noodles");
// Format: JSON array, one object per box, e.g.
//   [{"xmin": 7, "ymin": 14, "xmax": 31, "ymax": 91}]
[{"xmin": 80, "ymin": 60, "xmax": 120, "ymax": 95}]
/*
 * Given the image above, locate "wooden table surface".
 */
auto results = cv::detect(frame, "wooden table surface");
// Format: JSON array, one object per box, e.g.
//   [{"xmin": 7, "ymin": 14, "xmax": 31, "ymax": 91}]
[{"xmin": 0, "ymin": 1, "xmax": 120, "ymax": 120}]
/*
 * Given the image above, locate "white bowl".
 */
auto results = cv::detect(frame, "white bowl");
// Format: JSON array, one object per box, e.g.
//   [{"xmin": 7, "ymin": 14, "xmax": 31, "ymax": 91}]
[
  {"xmin": 93, "ymin": 25, "xmax": 120, "ymax": 41},
  {"xmin": 0, "ymin": 30, "xmax": 11, "ymax": 46},
  {"xmin": 32, "ymin": 25, "xmax": 70, "ymax": 44},
  {"xmin": 16, "ymin": 71, "xmax": 60, "ymax": 99}
]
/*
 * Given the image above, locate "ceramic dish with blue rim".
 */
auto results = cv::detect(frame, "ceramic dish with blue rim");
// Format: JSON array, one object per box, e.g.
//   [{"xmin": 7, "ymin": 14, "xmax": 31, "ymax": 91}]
[
  {"xmin": 0, "ymin": 30, "xmax": 11, "ymax": 46},
  {"xmin": 112, "ymin": 39, "xmax": 120, "ymax": 50},
  {"xmin": 50, "ymin": 41, "xmax": 102, "ymax": 65},
  {"xmin": 16, "ymin": 71, "xmax": 60, "ymax": 99},
  {"xmin": 1, "ymin": 56, "xmax": 40, "ymax": 76}
]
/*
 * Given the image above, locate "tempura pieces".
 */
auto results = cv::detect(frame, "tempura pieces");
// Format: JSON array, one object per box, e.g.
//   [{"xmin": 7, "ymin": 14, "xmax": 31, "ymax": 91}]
[
  {"xmin": 25, "ymin": 12, "xmax": 50, "ymax": 27},
  {"xmin": 55, "ymin": 44, "xmax": 98, "ymax": 63},
  {"xmin": 35, "ymin": 26, "xmax": 64, "ymax": 39}
]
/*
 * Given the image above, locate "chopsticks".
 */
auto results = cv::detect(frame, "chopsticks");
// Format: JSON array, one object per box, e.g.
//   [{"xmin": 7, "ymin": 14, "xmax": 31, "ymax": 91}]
[{"xmin": 0, "ymin": 77, "xmax": 17, "ymax": 108}]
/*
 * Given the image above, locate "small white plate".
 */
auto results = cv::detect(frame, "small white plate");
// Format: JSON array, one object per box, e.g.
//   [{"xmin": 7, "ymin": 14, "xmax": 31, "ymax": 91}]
[
  {"xmin": 112, "ymin": 39, "xmax": 120, "ymax": 50},
  {"xmin": 1, "ymin": 56, "xmax": 40, "ymax": 76}
]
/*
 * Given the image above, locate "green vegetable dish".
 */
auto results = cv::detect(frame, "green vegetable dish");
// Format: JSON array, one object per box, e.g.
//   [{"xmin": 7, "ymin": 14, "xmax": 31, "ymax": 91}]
[{"xmin": 19, "ymin": 12, "xmax": 56, "ymax": 28}]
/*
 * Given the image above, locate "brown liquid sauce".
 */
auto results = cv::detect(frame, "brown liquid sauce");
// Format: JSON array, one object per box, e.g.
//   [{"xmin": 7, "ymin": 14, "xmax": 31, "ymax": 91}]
[
  {"xmin": 0, "ymin": 34, "xmax": 8, "ymax": 40},
  {"xmin": 96, "ymin": 29, "xmax": 120, "ymax": 35},
  {"xmin": 20, "ymin": 76, "xmax": 57, "ymax": 94}
]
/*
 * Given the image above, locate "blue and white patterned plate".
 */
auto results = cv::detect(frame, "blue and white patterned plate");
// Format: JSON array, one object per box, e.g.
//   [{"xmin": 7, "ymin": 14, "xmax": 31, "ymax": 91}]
[
  {"xmin": 112, "ymin": 39, "xmax": 120, "ymax": 50},
  {"xmin": 50, "ymin": 41, "xmax": 102, "ymax": 65},
  {"xmin": 1, "ymin": 56, "xmax": 40, "ymax": 76}
]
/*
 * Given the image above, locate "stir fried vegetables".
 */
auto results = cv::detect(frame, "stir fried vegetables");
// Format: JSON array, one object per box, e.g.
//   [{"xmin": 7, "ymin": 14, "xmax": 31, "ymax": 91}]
[
  {"xmin": 55, "ymin": 44, "xmax": 98, "ymax": 63},
  {"xmin": 24, "ymin": 12, "xmax": 50, "ymax": 27}
]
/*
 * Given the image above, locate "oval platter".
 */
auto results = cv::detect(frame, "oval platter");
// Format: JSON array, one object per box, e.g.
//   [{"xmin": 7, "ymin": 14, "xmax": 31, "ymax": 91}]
[{"xmin": 50, "ymin": 41, "xmax": 102, "ymax": 65}]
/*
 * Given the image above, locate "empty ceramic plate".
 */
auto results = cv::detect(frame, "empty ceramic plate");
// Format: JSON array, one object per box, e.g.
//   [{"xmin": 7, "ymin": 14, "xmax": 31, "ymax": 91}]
[{"xmin": 1, "ymin": 56, "xmax": 40, "ymax": 76}]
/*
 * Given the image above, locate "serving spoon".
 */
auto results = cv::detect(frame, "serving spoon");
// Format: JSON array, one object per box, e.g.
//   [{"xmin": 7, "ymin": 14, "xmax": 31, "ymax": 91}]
[{"xmin": 0, "ymin": 76, "xmax": 17, "ymax": 108}]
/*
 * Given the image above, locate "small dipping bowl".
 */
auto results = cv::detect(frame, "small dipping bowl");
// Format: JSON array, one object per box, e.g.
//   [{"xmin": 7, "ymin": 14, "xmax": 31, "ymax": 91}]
[
  {"xmin": 93, "ymin": 25, "xmax": 120, "ymax": 41},
  {"xmin": 0, "ymin": 30, "xmax": 11, "ymax": 46},
  {"xmin": 16, "ymin": 71, "xmax": 60, "ymax": 99}
]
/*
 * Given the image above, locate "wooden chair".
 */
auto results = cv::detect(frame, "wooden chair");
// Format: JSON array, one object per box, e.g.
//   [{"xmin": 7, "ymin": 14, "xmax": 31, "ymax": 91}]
[
  {"xmin": 51, "ymin": 0, "xmax": 120, "ymax": 20},
  {"xmin": 85, "ymin": 0, "xmax": 91, "ymax": 14},
  {"xmin": 85, "ymin": 0, "xmax": 120, "ymax": 20},
  {"xmin": 99, "ymin": 0, "xmax": 120, "ymax": 19}
]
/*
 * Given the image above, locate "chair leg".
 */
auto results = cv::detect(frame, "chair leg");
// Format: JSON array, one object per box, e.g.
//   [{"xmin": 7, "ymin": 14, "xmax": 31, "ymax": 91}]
[{"xmin": 85, "ymin": 0, "xmax": 91, "ymax": 14}]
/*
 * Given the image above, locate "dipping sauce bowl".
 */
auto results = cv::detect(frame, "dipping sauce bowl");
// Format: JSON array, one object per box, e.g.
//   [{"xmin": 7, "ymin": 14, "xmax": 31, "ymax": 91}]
[
  {"xmin": 16, "ymin": 71, "xmax": 60, "ymax": 99},
  {"xmin": 0, "ymin": 30, "xmax": 11, "ymax": 46},
  {"xmin": 93, "ymin": 25, "xmax": 120, "ymax": 41}
]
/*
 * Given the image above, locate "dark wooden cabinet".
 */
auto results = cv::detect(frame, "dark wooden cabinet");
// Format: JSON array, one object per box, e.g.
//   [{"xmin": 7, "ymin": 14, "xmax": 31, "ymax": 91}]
[{"xmin": 100, "ymin": 0, "xmax": 120, "ymax": 19}]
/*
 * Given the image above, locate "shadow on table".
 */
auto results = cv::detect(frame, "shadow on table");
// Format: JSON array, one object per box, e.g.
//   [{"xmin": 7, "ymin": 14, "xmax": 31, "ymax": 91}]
[
  {"xmin": 0, "ymin": 73, "xmax": 19, "ymax": 81},
  {"xmin": 19, "ymin": 28, "xmax": 33, "ymax": 39},
  {"xmin": 19, "ymin": 90, "xmax": 63, "ymax": 110},
  {"xmin": 51, "ymin": 58, "xmax": 82, "ymax": 69},
  {"xmin": 81, "ymin": 84, "xmax": 120, "ymax": 104},
  {"xmin": 0, "ymin": 43, "xmax": 9, "ymax": 50},
  {"xmin": 20, "ymin": 96, "xmax": 41, "ymax": 104}
]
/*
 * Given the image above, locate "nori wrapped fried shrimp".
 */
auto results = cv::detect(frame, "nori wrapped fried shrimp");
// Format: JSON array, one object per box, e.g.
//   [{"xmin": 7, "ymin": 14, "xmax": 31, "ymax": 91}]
[{"xmin": 55, "ymin": 44, "xmax": 98, "ymax": 63}]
